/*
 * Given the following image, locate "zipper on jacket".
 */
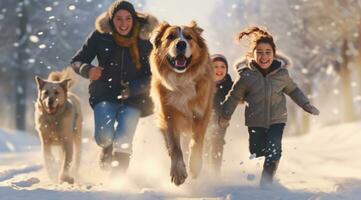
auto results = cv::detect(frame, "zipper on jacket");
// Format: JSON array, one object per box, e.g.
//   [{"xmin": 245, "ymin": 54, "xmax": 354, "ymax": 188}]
[
  {"xmin": 120, "ymin": 48, "xmax": 125, "ymax": 105},
  {"xmin": 264, "ymin": 76, "xmax": 271, "ymax": 128}
]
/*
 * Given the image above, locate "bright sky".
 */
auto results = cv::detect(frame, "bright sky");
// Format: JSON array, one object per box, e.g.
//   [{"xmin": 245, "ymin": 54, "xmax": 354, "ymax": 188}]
[{"xmin": 144, "ymin": 0, "xmax": 217, "ymax": 51}]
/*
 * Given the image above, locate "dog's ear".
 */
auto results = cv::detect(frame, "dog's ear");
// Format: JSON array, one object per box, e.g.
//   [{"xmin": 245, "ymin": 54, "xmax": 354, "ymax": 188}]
[
  {"xmin": 189, "ymin": 21, "xmax": 203, "ymax": 35},
  {"xmin": 189, "ymin": 21, "xmax": 206, "ymax": 48},
  {"xmin": 150, "ymin": 22, "xmax": 170, "ymax": 48},
  {"xmin": 60, "ymin": 79, "xmax": 71, "ymax": 91},
  {"xmin": 35, "ymin": 76, "xmax": 46, "ymax": 89}
]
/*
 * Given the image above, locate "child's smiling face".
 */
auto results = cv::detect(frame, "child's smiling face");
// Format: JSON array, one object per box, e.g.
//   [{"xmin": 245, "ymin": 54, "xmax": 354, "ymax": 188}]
[
  {"xmin": 254, "ymin": 43, "xmax": 274, "ymax": 69},
  {"xmin": 213, "ymin": 60, "xmax": 227, "ymax": 82}
]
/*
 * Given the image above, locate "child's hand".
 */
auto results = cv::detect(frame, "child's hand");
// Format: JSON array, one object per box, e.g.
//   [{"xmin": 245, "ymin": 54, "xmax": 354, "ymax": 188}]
[
  {"xmin": 303, "ymin": 103, "xmax": 320, "ymax": 115},
  {"xmin": 218, "ymin": 116, "xmax": 230, "ymax": 128}
]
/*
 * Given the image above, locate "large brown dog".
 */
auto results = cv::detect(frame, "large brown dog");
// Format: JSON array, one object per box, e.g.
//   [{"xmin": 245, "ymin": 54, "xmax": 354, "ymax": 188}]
[
  {"xmin": 149, "ymin": 22, "xmax": 214, "ymax": 186},
  {"xmin": 34, "ymin": 68, "xmax": 82, "ymax": 184}
]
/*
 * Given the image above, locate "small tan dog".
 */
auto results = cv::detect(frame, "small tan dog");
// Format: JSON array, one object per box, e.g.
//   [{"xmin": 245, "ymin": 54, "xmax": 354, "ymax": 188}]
[
  {"xmin": 149, "ymin": 21, "xmax": 214, "ymax": 185},
  {"xmin": 34, "ymin": 68, "xmax": 82, "ymax": 184}
]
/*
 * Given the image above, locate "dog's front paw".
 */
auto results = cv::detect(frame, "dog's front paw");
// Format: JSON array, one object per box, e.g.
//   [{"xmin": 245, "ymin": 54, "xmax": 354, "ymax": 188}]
[
  {"xmin": 170, "ymin": 160, "xmax": 187, "ymax": 186},
  {"xmin": 59, "ymin": 174, "xmax": 74, "ymax": 184}
]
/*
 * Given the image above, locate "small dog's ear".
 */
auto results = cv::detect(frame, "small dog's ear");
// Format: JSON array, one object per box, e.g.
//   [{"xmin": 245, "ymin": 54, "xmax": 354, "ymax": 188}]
[
  {"xmin": 35, "ymin": 76, "xmax": 46, "ymax": 89},
  {"xmin": 189, "ymin": 21, "xmax": 203, "ymax": 35},
  {"xmin": 60, "ymin": 79, "xmax": 71, "ymax": 91},
  {"xmin": 150, "ymin": 22, "xmax": 170, "ymax": 48}
]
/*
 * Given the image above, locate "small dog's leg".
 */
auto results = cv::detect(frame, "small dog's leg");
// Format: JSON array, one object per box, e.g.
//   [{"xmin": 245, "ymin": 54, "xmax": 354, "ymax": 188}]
[
  {"xmin": 59, "ymin": 141, "xmax": 74, "ymax": 184},
  {"xmin": 42, "ymin": 142, "xmax": 57, "ymax": 181},
  {"xmin": 162, "ymin": 125, "xmax": 187, "ymax": 186},
  {"xmin": 72, "ymin": 118, "xmax": 82, "ymax": 179}
]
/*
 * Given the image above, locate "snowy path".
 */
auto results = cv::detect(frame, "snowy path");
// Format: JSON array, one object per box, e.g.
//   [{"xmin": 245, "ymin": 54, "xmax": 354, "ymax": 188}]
[{"xmin": 1, "ymin": 120, "xmax": 361, "ymax": 199}]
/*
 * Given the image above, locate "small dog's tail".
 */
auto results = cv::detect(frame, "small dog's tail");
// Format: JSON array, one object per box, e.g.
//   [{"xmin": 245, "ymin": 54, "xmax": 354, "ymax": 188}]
[{"xmin": 48, "ymin": 67, "xmax": 76, "ymax": 89}]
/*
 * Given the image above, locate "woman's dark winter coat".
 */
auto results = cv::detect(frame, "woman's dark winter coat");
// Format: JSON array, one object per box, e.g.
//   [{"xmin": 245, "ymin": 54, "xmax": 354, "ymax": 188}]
[{"xmin": 71, "ymin": 12, "xmax": 158, "ymax": 117}]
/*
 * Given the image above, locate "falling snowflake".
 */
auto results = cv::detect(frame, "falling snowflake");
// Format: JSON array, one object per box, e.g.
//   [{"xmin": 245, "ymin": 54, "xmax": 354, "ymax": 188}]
[
  {"xmin": 5, "ymin": 141, "xmax": 15, "ymax": 152},
  {"xmin": 111, "ymin": 160, "xmax": 119, "ymax": 167},
  {"xmin": 38, "ymin": 44, "xmax": 46, "ymax": 49},
  {"xmin": 121, "ymin": 143, "xmax": 130, "ymax": 149},
  {"xmin": 301, "ymin": 68, "xmax": 308, "ymax": 74},
  {"xmin": 17, "ymin": 86, "xmax": 23, "ymax": 94},
  {"xmin": 29, "ymin": 35, "xmax": 39, "ymax": 43},
  {"xmin": 68, "ymin": 5, "xmax": 76, "ymax": 11},
  {"xmin": 45, "ymin": 6, "xmax": 52, "ymax": 12},
  {"xmin": 82, "ymin": 138, "xmax": 89, "ymax": 143}
]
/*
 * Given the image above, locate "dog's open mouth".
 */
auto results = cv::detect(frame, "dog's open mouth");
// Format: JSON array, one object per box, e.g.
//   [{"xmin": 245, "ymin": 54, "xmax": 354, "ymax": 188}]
[
  {"xmin": 45, "ymin": 106, "xmax": 57, "ymax": 115},
  {"xmin": 167, "ymin": 55, "xmax": 192, "ymax": 73}
]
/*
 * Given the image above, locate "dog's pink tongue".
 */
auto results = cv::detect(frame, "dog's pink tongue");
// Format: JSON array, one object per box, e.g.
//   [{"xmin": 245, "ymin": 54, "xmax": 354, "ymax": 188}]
[{"xmin": 175, "ymin": 57, "xmax": 186, "ymax": 67}]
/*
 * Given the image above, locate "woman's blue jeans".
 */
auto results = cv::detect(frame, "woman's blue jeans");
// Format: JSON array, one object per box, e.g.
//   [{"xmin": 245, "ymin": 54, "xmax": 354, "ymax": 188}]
[{"xmin": 93, "ymin": 101, "xmax": 141, "ymax": 154}]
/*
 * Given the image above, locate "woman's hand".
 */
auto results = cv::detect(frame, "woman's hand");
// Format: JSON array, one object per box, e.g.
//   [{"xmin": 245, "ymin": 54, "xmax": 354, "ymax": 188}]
[
  {"xmin": 303, "ymin": 103, "xmax": 320, "ymax": 115},
  {"xmin": 118, "ymin": 86, "xmax": 130, "ymax": 100},
  {"xmin": 117, "ymin": 81, "xmax": 130, "ymax": 100},
  {"xmin": 88, "ymin": 66, "xmax": 103, "ymax": 80}
]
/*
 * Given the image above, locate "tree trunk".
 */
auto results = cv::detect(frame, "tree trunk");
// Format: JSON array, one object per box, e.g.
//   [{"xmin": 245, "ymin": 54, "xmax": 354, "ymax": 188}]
[
  {"xmin": 355, "ymin": 26, "xmax": 361, "ymax": 118},
  {"xmin": 15, "ymin": 1, "xmax": 28, "ymax": 131},
  {"xmin": 339, "ymin": 39, "xmax": 356, "ymax": 122},
  {"xmin": 355, "ymin": 56, "xmax": 361, "ymax": 117}
]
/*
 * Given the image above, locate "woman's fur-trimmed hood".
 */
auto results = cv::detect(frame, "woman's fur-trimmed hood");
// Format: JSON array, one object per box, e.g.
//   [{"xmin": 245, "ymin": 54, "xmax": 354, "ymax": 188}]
[{"xmin": 95, "ymin": 11, "xmax": 159, "ymax": 40}]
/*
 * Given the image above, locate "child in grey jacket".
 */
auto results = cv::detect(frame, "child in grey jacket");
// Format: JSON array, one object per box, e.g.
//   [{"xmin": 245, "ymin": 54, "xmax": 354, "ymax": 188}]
[{"xmin": 219, "ymin": 27, "xmax": 319, "ymax": 187}]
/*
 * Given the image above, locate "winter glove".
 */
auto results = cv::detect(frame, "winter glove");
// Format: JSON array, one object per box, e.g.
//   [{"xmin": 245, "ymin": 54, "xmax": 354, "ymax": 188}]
[
  {"xmin": 218, "ymin": 116, "xmax": 230, "ymax": 128},
  {"xmin": 303, "ymin": 103, "xmax": 320, "ymax": 115}
]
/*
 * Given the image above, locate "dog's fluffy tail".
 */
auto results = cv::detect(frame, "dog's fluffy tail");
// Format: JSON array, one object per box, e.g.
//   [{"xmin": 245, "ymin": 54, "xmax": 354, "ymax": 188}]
[{"xmin": 48, "ymin": 67, "xmax": 76, "ymax": 89}]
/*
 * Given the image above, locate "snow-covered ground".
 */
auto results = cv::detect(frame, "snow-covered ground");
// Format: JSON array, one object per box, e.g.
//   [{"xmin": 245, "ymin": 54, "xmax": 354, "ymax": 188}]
[{"xmin": 1, "ymin": 118, "xmax": 361, "ymax": 200}]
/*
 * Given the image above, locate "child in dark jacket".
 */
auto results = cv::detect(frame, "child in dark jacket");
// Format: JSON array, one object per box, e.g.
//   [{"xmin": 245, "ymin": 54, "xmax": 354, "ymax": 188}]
[
  {"xmin": 219, "ymin": 27, "xmax": 319, "ymax": 187},
  {"xmin": 204, "ymin": 54, "xmax": 233, "ymax": 175}
]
